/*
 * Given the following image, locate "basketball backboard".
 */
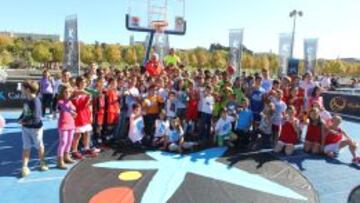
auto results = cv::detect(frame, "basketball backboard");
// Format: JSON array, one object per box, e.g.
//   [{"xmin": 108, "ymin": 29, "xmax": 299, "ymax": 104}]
[{"xmin": 126, "ymin": 0, "xmax": 186, "ymax": 35}]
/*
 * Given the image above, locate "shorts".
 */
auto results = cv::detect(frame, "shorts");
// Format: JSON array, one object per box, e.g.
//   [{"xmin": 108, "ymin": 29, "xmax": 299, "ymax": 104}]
[
  {"xmin": 22, "ymin": 127, "xmax": 44, "ymax": 150},
  {"xmin": 75, "ymin": 124, "xmax": 93, "ymax": 133},
  {"xmin": 324, "ymin": 143, "xmax": 340, "ymax": 154}
]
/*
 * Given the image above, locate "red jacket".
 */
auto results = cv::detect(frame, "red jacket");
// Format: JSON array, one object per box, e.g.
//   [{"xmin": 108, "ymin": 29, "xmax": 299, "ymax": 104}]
[
  {"xmin": 72, "ymin": 94, "xmax": 92, "ymax": 127},
  {"xmin": 146, "ymin": 60, "xmax": 163, "ymax": 76}
]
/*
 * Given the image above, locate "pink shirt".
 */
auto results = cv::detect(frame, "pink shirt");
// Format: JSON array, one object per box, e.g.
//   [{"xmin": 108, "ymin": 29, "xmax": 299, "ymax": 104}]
[
  {"xmin": 308, "ymin": 96, "xmax": 324, "ymax": 109},
  {"xmin": 58, "ymin": 99, "xmax": 76, "ymax": 130}
]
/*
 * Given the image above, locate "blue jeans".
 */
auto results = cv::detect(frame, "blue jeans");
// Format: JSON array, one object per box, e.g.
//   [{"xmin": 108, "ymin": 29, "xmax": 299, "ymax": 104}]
[{"xmin": 199, "ymin": 112, "xmax": 212, "ymax": 142}]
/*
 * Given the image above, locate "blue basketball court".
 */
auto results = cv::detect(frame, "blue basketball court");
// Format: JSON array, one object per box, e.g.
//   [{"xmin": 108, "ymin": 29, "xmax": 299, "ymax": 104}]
[{"xmin": 0, "ymin": 110, "xmax": 359, "ymax": 203}]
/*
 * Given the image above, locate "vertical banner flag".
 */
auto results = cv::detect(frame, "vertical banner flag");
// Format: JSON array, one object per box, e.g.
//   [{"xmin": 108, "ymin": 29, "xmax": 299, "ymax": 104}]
[
  {"xmin": 278, "ymin": 33, "xmax": 292, "ymax": 76},
  {"xmin": 63, "ymin": 15, "xmax": 80, "ymax": 76},
  {"xmin": 304, "ymin": 38, "xmax": 318, "ymax": 74},
  {"xmin": 229, "ymin": 29, "xmax": 244, "ymax": 78}
]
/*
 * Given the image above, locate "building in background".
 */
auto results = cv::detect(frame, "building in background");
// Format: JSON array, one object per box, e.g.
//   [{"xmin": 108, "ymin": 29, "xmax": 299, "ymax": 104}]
[{"xmin": 0, "ymin": 31, "xmax": 60, "ymax": 41}]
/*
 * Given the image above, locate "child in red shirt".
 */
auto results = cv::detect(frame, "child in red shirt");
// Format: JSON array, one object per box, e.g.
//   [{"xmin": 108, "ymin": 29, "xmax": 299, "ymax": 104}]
[
  {"xmin": 304, "ymin": 107, "xmax": 323, "ymax": 154},
  {"xmin": 71, "ymin": 76, "xmax": 96, "ymax": 160},
  {"xmin": 322, "ymin": 115, "xmax": 360, "ymax": 164},
  {"xmin": 105, "ymin": 78, "xmax": 120, "ymax": 127},
  {"xmin": 92, "ymin": 79, "xmax": 106, "ymax": 146},
  {"xmin": 274, "ymin": 105, "xmax": 300, "ymax": 155}
]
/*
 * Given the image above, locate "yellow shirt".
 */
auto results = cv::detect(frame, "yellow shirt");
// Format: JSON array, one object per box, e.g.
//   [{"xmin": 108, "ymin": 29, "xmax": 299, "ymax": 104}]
[
  {"xmin": 164, "ymin": 55, "xmax": 180, "ymax": 66},
  {"xmin": 142, "ymin": 95, "xmax": 164, "ymax": 114}
]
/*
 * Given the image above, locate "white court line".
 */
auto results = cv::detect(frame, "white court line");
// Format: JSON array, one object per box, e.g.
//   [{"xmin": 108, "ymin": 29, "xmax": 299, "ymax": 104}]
[{"xmin": 18, "ymin": 176, "xmax": 64, "ymax": 183}]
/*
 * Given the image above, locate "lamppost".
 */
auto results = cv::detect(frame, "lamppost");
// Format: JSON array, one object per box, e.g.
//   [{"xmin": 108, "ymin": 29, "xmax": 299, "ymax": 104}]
[{"xmin": 289, "ymin": 9, "xmax": 303, "ymax": 59}]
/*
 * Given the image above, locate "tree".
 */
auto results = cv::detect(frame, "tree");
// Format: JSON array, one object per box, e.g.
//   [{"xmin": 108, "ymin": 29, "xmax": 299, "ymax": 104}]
[
  {"xmin": 194, "ymin": 48, "xmax": 210, "ymax": 67},
  {"xmin": 104, "ymin": 44, "xmax": 121, "ymax": 64},
  {"xmin": 80, "ymin": 44, "xmax": 95, "ymax": 65},
  {"xmin": 0, "ymin": 50, "xmax": 13, "ymax": 65},
  {"xmin": 51, "ymin": 42, "xmax": 64, "ymax": 63},
  {"xmin": 178, "ymin": 51, "xmax": 189, "ymax": 66},
  {"xmin": 134, "ymin": 44, "xmax": 145, "ymax": 64},
  {"xmin": 32, "ymin": 43, "xmax": 52, "ymax": 65},
  {"xmin": 94, "ymin": 46, "xmax": 103, "ymax": 63},
  {"xmin": 253, "ymin": 55, "xmax": 269, "ymax": 70},
  {"xmin": 188, "ymin": 52, "xmax": 198, "ymax": 67},
  {"xmin": 0, "ymin": 35, "xmax": 13, "ymax": 52},
  {"xmin": 123, "ymin": 47, "xmax": 137, "ymax": 65},
  {"xmin": 241, "ymin": 52, "xmax": 254, "ymax": 70},
  {"xmin": 211, "ymin": 50, "xmax": 226, "ymax": 69}
]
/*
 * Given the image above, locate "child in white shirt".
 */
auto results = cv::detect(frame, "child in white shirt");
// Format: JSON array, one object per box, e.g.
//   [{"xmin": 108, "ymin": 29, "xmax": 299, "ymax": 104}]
[
  {"xmin": 215, "ymin": 108, "xmax": 235, "ymax": 146},
  {"xmin": 153, "ymin": 110, "xmax": 169, "ymax": 147}
]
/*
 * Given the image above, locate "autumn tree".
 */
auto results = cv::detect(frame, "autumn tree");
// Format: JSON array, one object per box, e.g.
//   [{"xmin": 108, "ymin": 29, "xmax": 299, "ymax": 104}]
[
  {"xmin": 211, "ymin": 50, "xmax": 226, "ymax": 69},
  {"xmin": 241, "ymin": 52, "xmax": 254, "ymax": 70},
  {"xmin": 124, "ymin": 47, "xmax": 137, "ymax": 65},
  {"xmin": 80, "ymin": 44, "xmax": 95, "ymax": 65},
  {"xmin": 104, "ymin": 44, "xmax": 121, "ymax": 65},
  {"xmin": 32, "ymin": 43, "xmax": 52, "ymax": 66},
  {"xmin": 0, "ymin": 50, "xmax": 13, "ymax": 65}
]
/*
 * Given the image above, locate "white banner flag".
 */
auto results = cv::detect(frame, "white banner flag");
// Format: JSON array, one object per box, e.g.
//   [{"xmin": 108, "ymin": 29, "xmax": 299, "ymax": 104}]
[
  {"xmin": 229, "ymin": 29, "xmax": 244, "ymax": 78},
  {"xmin": 63, "ymin": 15, "xmax": 80, "ymax": 76},
  {"xmin": 304, "ymin": 38, "xmax": 318, "ymax": 74},
  {"xmin": 278, "ymin": 33, "xmax": 292, "ymax": 76}
]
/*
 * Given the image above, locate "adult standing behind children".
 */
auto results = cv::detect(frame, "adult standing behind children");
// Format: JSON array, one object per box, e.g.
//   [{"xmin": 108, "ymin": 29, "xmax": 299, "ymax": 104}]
[{"xmin": 39, "ymin": 70, "xmax": 54, "ymax": 117}]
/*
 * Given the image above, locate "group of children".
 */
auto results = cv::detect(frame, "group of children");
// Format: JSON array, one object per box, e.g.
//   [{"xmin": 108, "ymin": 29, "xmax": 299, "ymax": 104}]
[{"xmin": 18, "ymin": 62, "xmax": 360, "ymax": 177}]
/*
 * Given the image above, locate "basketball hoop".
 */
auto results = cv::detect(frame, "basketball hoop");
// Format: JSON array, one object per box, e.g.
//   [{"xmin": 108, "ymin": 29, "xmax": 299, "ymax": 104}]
[{"xmin": 151, "ymin": 20, "xmax": 168, "ymax": 33}]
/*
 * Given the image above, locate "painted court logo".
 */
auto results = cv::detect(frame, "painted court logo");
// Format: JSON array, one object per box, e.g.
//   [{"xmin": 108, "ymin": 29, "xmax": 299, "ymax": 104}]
[
  {"xmin": 330, "ymin": 96, "xmax": 347, "ymax": 112},
  {"xmin": 93, "ymin": 148, "xmax": 307, "ymax": 203}
]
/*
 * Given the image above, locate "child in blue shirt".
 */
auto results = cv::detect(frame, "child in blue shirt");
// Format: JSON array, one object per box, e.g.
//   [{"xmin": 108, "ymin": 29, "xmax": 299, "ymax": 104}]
[{"xmin": 235, "ymin": 98, "xmax": 253, "ymax": 147}]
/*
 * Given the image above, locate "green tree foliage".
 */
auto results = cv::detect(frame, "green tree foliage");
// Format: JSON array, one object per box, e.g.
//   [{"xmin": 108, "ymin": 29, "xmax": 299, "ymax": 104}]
[
  {"xmin": 124, "ymin": 47, "xmax": 137, "ymax": 65},
  {"xmin": 32, "ymin": 43, "xmax": 52, "ymax": 64},
  {"xmin": 241, "ymin": 52, "xmax": 254, "ymax": 70},
  {"xmin": 188, "ymin": 52, "xmax": 198, "ymax": 67},
  {"xmin": 51, "ymin": 42, "xmax": 64, "ymax": 63},
  {"xmin": 80, "ymin": 44, "xmax": 95, "ymax": 65},
  {"xmin": 0, "ymin": 35, "xmax": 13, "ymax": 52},
  {"xmin": 178, "ymin": 51, "xmax": 189, "ymax": 66},
  {"xmin": 104, "ymin": 44, "xmax": 121, "ymax": 64},
  {"xmin": 211, "ymin": 50, "xmax": 226, "ymax": 69},
  {"xmin": 194, "ymin": 48, "xmax": 210, "ymax": 67},
  {"xmin": 0, "ymin": 50, "xmax": 13, "ymax": 65}
]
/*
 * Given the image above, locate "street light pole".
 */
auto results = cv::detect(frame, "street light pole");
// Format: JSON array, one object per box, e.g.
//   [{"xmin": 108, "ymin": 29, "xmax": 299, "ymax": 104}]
[{"xmin": 289, "ymin": 9, "xmax": 303, "ymax": 59}]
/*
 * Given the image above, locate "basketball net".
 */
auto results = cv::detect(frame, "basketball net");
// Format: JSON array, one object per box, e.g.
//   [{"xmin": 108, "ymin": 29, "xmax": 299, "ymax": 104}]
[{"xmin": 151, "ymin": 20, "xmax": 168, "ymax": 64}]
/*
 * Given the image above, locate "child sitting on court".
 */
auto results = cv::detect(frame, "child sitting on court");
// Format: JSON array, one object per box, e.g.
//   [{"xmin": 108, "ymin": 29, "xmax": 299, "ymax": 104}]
[
  {"xmin": 214, "ymin": 108, "xmax": 235, "ymax": 147},
  {"xmin": 152, "ymin": 110, "xmax": 169, "ymax": 147},
  {"xmin": 322, "ymin": 115, "xmax": 360, "ymax": 164},
  {"xmin": 274, "ymin": 105, "xmax": 301, "ymax": 155},
  {"xmin": 162, "ymin": 117, "xmax": 189, "ymax": 153},
  {"xmin": 18, "ymin": 80, "xmax": 48, "ymax": 177},
  {"xmin": 304, "ymin": 107, "xmax": 323, "ymax": 154},
  {"xmin": 251, "ymin": 102, "xmax": 275, "ymax": 149}
]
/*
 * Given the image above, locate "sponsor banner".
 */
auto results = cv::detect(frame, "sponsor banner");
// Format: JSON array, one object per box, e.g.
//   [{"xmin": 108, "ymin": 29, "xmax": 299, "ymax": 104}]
[
  {"xmin": 229, "ymin": 29, "xmax": 244, "ymax": 78},
  {"xmin": 0, "ymin": 82, "xmax": 24, "ymax": 108},
  {"xmin": 287, "ymin": 58, "xmax": 299, "ymax": 76},
  {"xmin": 304, "ymin": 38, "xmax": 318, "ymax": 74},
  {"xmin": 278, "ymin": 33, "xmax": 292, "ymax": 76},
  {"xmin": 63, "ymin": 15, "xmax": 80, "ymax": 76},
  {"xmin": 323, "ymin": 92, "xmax": 360, "ymax": 119}
]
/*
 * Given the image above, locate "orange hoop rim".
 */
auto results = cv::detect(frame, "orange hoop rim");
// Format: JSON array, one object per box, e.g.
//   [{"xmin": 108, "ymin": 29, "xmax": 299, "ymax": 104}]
[{"xmin": 151, "ymin": 20, "xmax": 168, "ymax": 32}]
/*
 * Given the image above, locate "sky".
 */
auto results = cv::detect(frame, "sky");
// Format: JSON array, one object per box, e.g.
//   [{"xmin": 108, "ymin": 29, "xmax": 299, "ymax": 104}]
[{"xmin": 0, "ymin": 0, "xmax": 359, "ymax": 59}]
